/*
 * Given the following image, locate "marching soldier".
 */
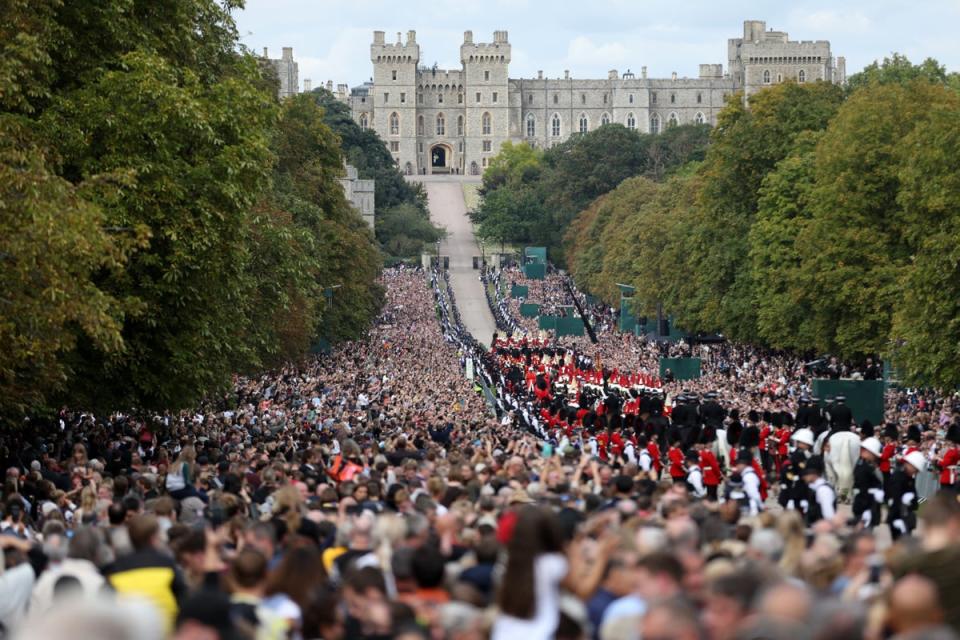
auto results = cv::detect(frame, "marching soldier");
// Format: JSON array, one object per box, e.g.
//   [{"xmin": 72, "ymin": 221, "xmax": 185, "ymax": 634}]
[
  {"xmin": 801, "ymin": 455, "xmax": 837, "ymax": 526},
  {"xmin": 888, "ymin": 450, "xmax": 926, "ymax": 540},
  {"xmin": 733, "ymin": 450, "xmax": 764, "ymax": 516},
  {"xmin": 852, "ymin": 437, "xmax": 884, "ymax": 529},
  {"xmin": 698, "ymin": 433, "xmax": 723, "ymax": 501},
  {"xmin": 779, "ymin": 428, "xmax": 815, "ymax": 511},
  {"xmin": 685, "ymin": 449, "xmax": 707, "ymax": 499},
  {"xmin": 936, "ymin": 424, "xmax": 960, "ymax": 492}
]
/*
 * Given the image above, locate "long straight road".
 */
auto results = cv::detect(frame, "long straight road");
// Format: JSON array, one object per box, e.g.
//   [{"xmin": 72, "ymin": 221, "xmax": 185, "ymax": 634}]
[{"xmin": 411, "ymin": 175, "xmax": 497, "ymax": 348}]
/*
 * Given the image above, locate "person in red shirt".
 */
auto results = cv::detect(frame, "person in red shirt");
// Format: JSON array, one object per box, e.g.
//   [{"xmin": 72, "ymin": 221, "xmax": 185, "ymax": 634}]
[
  {"xmin": 697, "ymin": 434, "xmax": 723, "ymax": 501},
  {"xmin": 667, "ymin": 436, "xmax": 685, "ymax": 482},
  {"xmin": 879, "ymin": 423, "xmax": 898, "ymax": 493},
  {"xmin": 937, "ymin": 424, "xmax": 960, "ymax": 491}
]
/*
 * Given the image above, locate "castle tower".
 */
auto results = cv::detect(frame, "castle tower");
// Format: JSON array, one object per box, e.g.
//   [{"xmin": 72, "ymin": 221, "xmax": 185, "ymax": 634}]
[
  {"xmin": 460, "ymin": 30, "xmax": 510, "ymax": 175},
  {"xmin": 371, "ymin": 30, "xmax": 419, "ymax": 174}
]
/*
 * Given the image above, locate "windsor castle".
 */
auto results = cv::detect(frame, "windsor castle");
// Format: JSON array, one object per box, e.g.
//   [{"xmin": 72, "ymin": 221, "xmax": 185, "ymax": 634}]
[{"xmin": 275, "ymin": 20, "xmax": 846, "ymax": 176}]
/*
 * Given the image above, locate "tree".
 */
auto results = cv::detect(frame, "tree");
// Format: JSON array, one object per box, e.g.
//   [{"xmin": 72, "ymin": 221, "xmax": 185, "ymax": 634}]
[
  {"xmin": 846, "ymin": 53, "xmax": 948, "ymax": 91},
  {"xmin": 889, "ymin": 101, "xmax": 960, "ymax": 386},
  {"xmin": 796, "ymin": 81, "xmax": 960, "ymax": 357},
  {"xmin": 685, "ymin": 82, "xmax": 845, "ymax": 339},
  {"xmin": 748, "ymin": 132, "xmax": 821, "ymax": 351},
  {"xmin": 0, "ymin": 118, "xmax": 137, "ymax": 417}
]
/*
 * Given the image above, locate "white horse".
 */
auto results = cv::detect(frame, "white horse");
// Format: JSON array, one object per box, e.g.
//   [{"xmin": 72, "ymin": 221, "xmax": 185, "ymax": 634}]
[
  {"xmin": 714, "ymin": 428, "xmax": 733, "ymax": 469},
  {"xmin": 823, "ymin": 431, "xmax": 860, "ymax": 500}
]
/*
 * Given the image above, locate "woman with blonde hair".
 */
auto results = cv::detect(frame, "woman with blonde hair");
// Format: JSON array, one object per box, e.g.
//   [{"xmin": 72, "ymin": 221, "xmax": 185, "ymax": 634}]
[
  {"xmin": 74, "ymin": 485, "xmax": 99, "ymax": 526},
  {"xmin": 165, "ymin": 444, "xmax": 201, "ymax": 501}
]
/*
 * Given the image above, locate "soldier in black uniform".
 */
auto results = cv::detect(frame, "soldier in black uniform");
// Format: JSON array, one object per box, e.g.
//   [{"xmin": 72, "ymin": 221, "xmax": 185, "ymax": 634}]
[
  {"xmin": 726, "ymin": 409, "xmax": 743, "ymax": 451},
  {"xmin": 671, "ymin": 393, "xmax": 700, "ymax": 449},
  {"xmin": 801, "ymin": 455, "xmax": 837, "ymax": 526},
  {"xmin": 807, "ymin": 396, "xmax": 827, "ymax": 439},
  {"xmin": 887, "ymin": 450, "xmax": 925, "ymax": 540},
  {"xmin": 829, "ymin": 396, "xmax": 853, "ymax": 432},
  {"xmin": 779, "ymin": 428, "xmax": 814, "ymax": 511},
  {"xmin": 852, "ymin": 437, "xmax": 884, "ymax": 529},
  {"xmin": 701, "ymin": 391, "xmax": 726, "ymax": 434}
]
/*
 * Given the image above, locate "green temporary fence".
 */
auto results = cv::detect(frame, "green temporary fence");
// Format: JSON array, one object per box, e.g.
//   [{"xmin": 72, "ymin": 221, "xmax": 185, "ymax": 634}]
[
  {"xmin": 524, "ymin": 263, "xmax": 546, "ymax": 280},
  {"xmin": 524, "ymin": 246, "xmax": 547, "ymax": 264},
  {"xmin": 511, "ymin": 284, "xmax": 529, "ymax": 298},
  {"xmin": 556, "ymin": 316, "xmax": 585, "ymax": 337},
  {"xmin": 659, "ymin": 357, "xmax": 702, "ymax": 380},
  {"xmin": 811, "ymin": 379, "xmax": 885, "ymax": 426},
  {"xmin": 520, "ymin": 303, "xmax": 540, "ymax": 318},
  {"xmin": 538, "ymin": 315, "xmax": 558, "ymax": 331},
  {"xmin": 619, "ymin": 298, "xmax": 638, "ymax": 333}
]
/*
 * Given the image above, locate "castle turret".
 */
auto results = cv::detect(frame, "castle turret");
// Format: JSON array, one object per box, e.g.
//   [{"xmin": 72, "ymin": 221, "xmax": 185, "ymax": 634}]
[
  {"xmin": 370, "ymin": 29, "xmax": 420, "ymax": 171},
  {"xmin": 461, "ymin": 30, "xmax": 511, "ymax": 174}
]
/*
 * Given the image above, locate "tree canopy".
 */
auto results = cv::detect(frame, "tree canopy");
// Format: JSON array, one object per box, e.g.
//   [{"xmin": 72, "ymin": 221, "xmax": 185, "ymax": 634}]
[{"xmin": 0, "ymin": 0, "xmax": 383, "ymax": 417}]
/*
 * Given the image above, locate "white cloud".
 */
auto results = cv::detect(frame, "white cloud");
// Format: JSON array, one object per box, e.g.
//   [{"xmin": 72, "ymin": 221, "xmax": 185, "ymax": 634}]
[
  {"xmin": 794, "ymin": 9, "xmax": 873, "ymax": 35},
  {"xmin": 564, "ymin": 36, "xmax": 629, "ymax": 70}
]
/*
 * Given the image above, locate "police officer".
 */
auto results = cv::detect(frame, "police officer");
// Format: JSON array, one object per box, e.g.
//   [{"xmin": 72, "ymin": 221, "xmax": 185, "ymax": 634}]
[
  {"xmin": 852, "ymin": 437, "xmax": 884, "ymax": 529},
  {"xmin": 701, "ymin": 391, "xmax": 726, "ymax": 432},
  {"xmin": 801, "ymin": 455, "xmax": 837, "ymax": 526},
  {"xmin": 887, "ymin": 450, "xmax": 926, "ymax": 540},
  {"xmin": 779, "ymin": 428, "xmax": 815, "ymax": 510}
]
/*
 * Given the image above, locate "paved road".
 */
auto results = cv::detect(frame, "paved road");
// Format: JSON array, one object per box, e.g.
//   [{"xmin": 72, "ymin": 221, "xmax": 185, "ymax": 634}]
[{"xmin": 411, "ymin": 176, "xmax": 497, "ymax": 348}]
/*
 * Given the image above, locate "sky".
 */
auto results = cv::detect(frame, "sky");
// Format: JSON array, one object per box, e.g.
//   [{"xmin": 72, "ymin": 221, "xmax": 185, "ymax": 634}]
[{"xmin": 235, "ymin": 0, "xmax": 960, "ymax": 91}]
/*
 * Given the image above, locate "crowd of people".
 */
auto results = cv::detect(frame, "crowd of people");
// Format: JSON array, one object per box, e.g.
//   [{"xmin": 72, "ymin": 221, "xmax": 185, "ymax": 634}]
[{"xmin": 2, "ymin": 264, "xmax": 960, "ymax": 640}]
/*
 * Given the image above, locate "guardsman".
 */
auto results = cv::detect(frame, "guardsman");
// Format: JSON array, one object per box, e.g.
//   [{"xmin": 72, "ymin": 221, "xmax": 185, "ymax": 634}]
[
  {"xmin": 880, "ymin": 424, "xmax": 899, "ymax": 492},
  {"xmin": 733, "ymin": 450, "xmax": 764, "ymax": 515},
  {"xmin": 852, "ymin": 437, "xmax": 884, "ymax": 529},
  {"xmin": 698, "ymin": 433, "xmax": 723, "ymax": 501},
  {"xmin": 684, "ymin": 449, "xmax": 706, "ymax": 499},
  {"xmin": 779, "ymin": 428, "xmax": 815, "ymax": 511},
  {"xmin": 801, "ymin": 455, "xmax": 837, "ymax": 526},
  {"xmin": 936, "ymin": 424, "xmax": 960, "ymax": 492},
  {"xmin": 667, "ymin": 435, "xmax": 685, "ymax": 484},
  {"xmin": 887, "ymin": 450, "xmax": 926, "ymax": 540}
]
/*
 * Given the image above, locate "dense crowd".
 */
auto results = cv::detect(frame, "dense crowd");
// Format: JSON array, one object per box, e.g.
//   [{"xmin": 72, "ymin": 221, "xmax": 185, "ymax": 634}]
[{"xmin": 2, "ymin": 265, "xmax": 960, "ymax": 640}]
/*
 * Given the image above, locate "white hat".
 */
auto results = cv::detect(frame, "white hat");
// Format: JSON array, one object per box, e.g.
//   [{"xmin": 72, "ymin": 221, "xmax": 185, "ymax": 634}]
[
  {"xmin": 859, "ymin": 437, "xmax": 882, "ymax": 458},
  {"xmin": 791, "ymin": 428, "xmax": 815, "ymax": 447},
  {"xmin": 903, "ymin": 451, "xmax": 927, "ymax": 472}
]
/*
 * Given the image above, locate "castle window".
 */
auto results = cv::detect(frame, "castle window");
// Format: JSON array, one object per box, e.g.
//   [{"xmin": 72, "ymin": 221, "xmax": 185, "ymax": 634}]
[
  {"xmin": 390, "ymin": 141, "xmax": 399, "ymax": 152},
  {"xmin": 777, "ymin": 73, "xmax": 782, "ymax": 83},
  {"xmin": 579, "ymin": 113, "xmax": 588, "ymax": 133},
  {"xmin": 383, "ymin": 92, "xmax": 389, "ymax": 103},
  {"xmin": 400, "ymin": 92, "xmax": 406, "ymax": 103},
  {"xmin": 650, "ymin": 113, "xmax": 660, "ymax": 134},
  {"xmin": 695, "ymin": 112, "xmax": 705, "ymax": 125},
  {"xmin": 553, "ymin": 94, "xmax": 559, "ymax": 105},
  {"xmin": 581, "ymin": 93, "xmax": 586, "ymax": 105},
  {"xmin": 697, "ymin": 92, "xmax": 702, "ymax": 104},
  {"xmin": 526, "ymin": 113, "xmax": 535, "ymax": 137},
  {"xmin": 551, "ymin": 113, "xmax": 561, "ymax": 137},
  {"xmin": 484, "ymin": 70, "xmax": 490, "ymax": 81},
  {"xmin": 392, "ymin": 70, "xmax": 397, "ymax": 81},
  {"xmin": 389, "ymin": 112, "xmax": 399, "ymax": 135},
  {"xmin": 798, "ymin": 69, "xmax": 806, "ymax": 83},
  {"xmin": 763, "ymin": 69, "xmax": 771, "ymax": 84},
  {"xmin": 436, "ymin": 113, "xmax": 445, "ymax": 136},
  {"xmin": 668, "ymin": 112, "xmax": 679, "ymax": 128},
  {"xmin": 418, "ymin": 93, "xmax": 423, "ymax": 103},
  {"xmin": 670, "ymin": 93, "xmax": 676, "ymax": 104},
  {"xmin": 438, "ymin": 93, "xmax": 443, "ymax": 103},
  {"xmin": 476, "ymin": 92, "xmax": 481, "ymax": 103},
  {"xmin": 483, "ymin": 140, "xmax": 492, "ymax": 152},
  {"xmin": 603, "ymin": 93, "xmax": 608, "ymax": 104},
  {"xmin": 359, "ymin": 113, "xmax": 368, "ymax": 130},
  {"xmin": 482, "ymin": 112, "xmax": 491, "ymax": 135},
  {"xmin": 417, "ymin": 115, "xmax": 424, "ymax": 136},
  {"xmin": 492, "ymin": 92, "xmax": 498, "ymax": 103},
  {"xmin": 601, "ymin": 113, "xmax": 610, "ymax": 126},
  {"xmin": 630, "ymin": 93, "xmax": 635, "ymax": 104},
  {"xmin": 458, "ymin": 92, "xmax": 463, "ymax": 104},
  {"xmin": 459, "ymin": 141, "xmax": 463, "ymax": 152},
  {"xmin": 418, "ymin": 142, "xmax": 423, "ymax": 153},
  {"xmin": 626, "ymin": 113, "xmax": 635, "ymax": 130},
  {"xmin": 457, "ymin": 115, "xmax": 464, "ymax": 136}
]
